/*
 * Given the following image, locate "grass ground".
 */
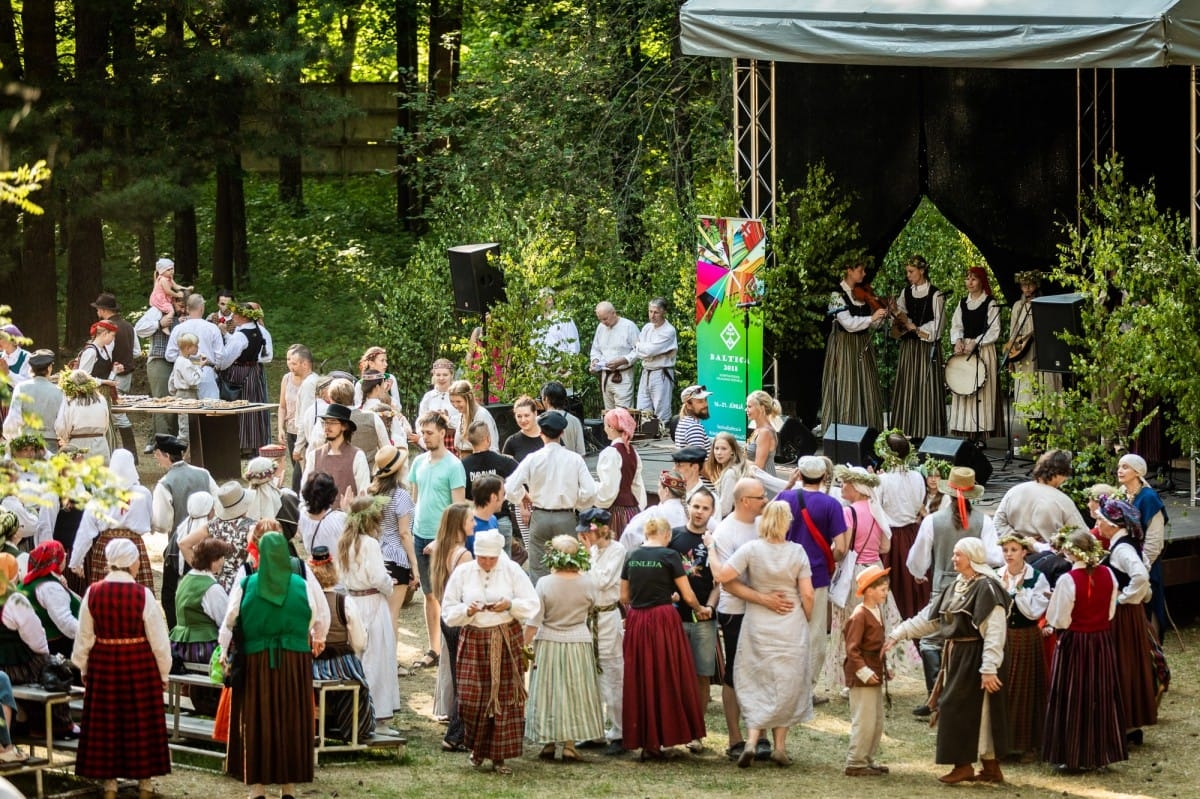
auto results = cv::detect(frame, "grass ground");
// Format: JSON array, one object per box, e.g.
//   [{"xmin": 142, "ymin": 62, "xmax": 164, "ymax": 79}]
[{"xmin": 30, "ymin": 600, "xmax": 1197, "ymax": 799}]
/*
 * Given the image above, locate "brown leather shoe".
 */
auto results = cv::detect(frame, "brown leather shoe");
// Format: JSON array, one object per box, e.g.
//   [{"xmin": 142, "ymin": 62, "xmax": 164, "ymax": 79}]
[
  {"xmin": 976, "ymin": 758, "xmax": 1004, "ymax": 783},
  {"xmin": 844, "ymin": 766, "xmax": 884, "ymax": 776},
  {"xmin": 938, "ymin": 764, "xmax": 976, "ymax": 784}
]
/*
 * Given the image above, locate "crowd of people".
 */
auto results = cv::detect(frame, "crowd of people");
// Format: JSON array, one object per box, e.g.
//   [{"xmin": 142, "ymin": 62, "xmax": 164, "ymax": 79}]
[{"xmin": 0, "ymin": 275, "xmax": 1177, "ymax": 795}]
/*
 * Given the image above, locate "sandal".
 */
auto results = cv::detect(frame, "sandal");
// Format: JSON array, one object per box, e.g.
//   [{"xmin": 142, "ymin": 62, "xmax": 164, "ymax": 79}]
[
  {"xmin": 0, "ymin": 747, "xmax": 27, "ymax": 764},
  {"xmin": 494, "ymin": 763, "xmax": 513, "ymax": 775},
  {"xmin": 412, "ymin": 650, "xmax": 439, "ymax": 669}
]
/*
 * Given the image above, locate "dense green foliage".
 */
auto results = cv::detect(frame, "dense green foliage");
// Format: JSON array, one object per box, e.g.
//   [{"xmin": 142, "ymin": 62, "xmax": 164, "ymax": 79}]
[{"xmin": 1040, "ymin": 158, "xmax": 1200, "ymax": 490}]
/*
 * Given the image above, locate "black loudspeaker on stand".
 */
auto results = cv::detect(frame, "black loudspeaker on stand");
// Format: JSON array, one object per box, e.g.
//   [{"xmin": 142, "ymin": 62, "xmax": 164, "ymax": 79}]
[
  {"xmin": 1031, "ymin": 293, "xmax": 1083, "ymax": 374},
  {"xmin": 918, "ymin": 436, "xmax": 994, "ymax": 486},
  {"xmin": 449, "ymin": 243, "xmax": 505, "ymax": 314},
  {"xmin": 822, "ymin": 424, "xmax": 878, "ymax": 468}
]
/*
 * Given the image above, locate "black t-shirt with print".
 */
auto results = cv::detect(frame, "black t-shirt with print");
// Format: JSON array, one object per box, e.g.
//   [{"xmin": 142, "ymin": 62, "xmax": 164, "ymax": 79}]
[
  {"xmin": 669, "ymin": 527, "xmax": 713, "ymax": 623},
  {"xmin": 621, "ymin": 546, "xmax": 685, "ymax": 609}
]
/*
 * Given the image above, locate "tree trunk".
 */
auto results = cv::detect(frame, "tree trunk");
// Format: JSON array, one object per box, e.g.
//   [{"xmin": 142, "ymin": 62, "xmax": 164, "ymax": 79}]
[
  {"xmin": 396, "ymin": 0, "xmax": 421, "ymax": 229},
  {"xmin": 65, "ymin": 0, "xmax": 111, "ymax": 347},
  {"xmin": 0, "ymin": 0, "xmax": 22, "ymax": 82},
  {"xmin": 278, "ymin": 0, "xmax": 303, "ymax": 209},
  {"xmin": 230, "ymin": 155, "xmax": 249, "ymax": 287},
  {"xmin": 669, "ymin": 1, "xmax": 694, "ymax": 218},
  {"xmin": 428, "ymin": 0, "xmax": 462, "ymax": 99},
  {"xmin": 213, "ymin": 166, "xmax": 234, "ymax": 292},
  {"xmin": 173, "ymin": 206, "xmax": 199, "ymax": 287},
  {"xmin": 610, "ymin": 0, "xmax": 646, "ymax": 266},
  {"xmin": 9, "ymin": 0, "xmax": 58, "ymax": 349}
]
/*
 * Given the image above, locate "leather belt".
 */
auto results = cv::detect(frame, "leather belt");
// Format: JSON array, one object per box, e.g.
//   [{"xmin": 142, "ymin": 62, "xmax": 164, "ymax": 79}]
[
  {"xmin": 348, "ymin": 588, "xmax": 380, "ymax": 597},
  {"xmin": 532, "ymin": 507, "xmax": 574, "ymax": 513},
  {"xmin": 97, "ymin": 636, "xmax": 147, "ymax": 645}
]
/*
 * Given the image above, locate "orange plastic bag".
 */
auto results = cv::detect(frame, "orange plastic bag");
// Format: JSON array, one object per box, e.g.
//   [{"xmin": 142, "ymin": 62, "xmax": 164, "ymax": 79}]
[{"xmin": 213, "ymin": 686, "xmax": 232, "ymax": 743}]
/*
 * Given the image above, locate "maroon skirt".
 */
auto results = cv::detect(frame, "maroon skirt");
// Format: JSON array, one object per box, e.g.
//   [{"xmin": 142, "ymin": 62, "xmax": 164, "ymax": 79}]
[
  {"xmin": 1002, "ymin": 624, "xmax": 1047, "ymax": 754},
  {"xmin": 1042, "ymin": 629, "xmax": 1127, "ymax": 769},
  {"xmin": 607, "ymin": 504, "xmax": 640, "ymax": 541},
  {"xmin": 1112, "ymin": 603, "xmax": 1158, "ymax": 729},
  {"xmin": 621, "ymin": 604, "xmax": 706, "ymax": 751},
  {"xmin": 456, "ymin": 620, "xmax": 527, "ymax": 762},
  {"xmin": 76, "ymin": 639, "xmax": 170, "ymax": 780},
  {"xmin": 885, "ymin": 521, "xmax": 929, "ymax": 620}
]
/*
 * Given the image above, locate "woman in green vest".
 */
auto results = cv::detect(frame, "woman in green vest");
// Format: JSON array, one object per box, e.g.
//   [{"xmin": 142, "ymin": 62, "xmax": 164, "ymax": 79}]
[
  {"xmin": 21, "ymin": 541, "xmax": 81, "ymax": 659},
  {"xmin": 170, "ymin": 538, "xmax": 236, "ymax": 716},
  {"xmin": 219, "ymin": 532, "xmax": 315, "ymax": 799}
]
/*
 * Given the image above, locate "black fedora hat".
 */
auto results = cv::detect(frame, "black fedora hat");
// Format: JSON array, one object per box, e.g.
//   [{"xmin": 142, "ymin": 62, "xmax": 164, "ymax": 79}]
[
  {"xmin": 318, "ymin": 403, "xmax": 357, "ymax": 433},
  {"xmin": 90, "ymin": 293, "xmax": 120, "ymax": 311}
]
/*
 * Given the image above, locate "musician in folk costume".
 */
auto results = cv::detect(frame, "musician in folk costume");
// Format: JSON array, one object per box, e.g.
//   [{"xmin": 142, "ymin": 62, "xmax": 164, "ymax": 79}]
[
  {"xmin": 819, "ymin": 258, "xmax": 887, "ymax": 433},
  {"xmin": 890, "ymin": 254, "xmax": 947, "ymax": 440},
  {"xmin": 1005, "ymin": 271, "xmax": 1062, "ymax": 434},
  {"xmin": 948, "ymin": 267, "xmax": 1001, "ymax": 440}
]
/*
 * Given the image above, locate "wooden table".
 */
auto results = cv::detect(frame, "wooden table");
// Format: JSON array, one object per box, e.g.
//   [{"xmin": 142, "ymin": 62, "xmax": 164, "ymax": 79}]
[{"xmin": 113, "ymin": 402, "xmax": 274, "ymax": 481}]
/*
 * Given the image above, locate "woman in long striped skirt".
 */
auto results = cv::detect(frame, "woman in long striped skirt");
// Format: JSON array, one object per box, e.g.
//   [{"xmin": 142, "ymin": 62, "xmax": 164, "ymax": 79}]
[
  {"xmin": 595, "ymin": 409, "xmax": 646, "ymax": 539},
  {"xmin": 997, "ymin": 534, "xmax": 1050, "ymax": 761},
  {"xmin": 525, "ymin": 535, "xmax": 604, "ymax": 761},
  {"xmin": 309, "ymin": 547, "xmax": 375, "ymax": 743},
  {"xmin": 890, "ymin": 255, "xmax": 947, "ymax": 439},
  {"xmin": 819, "ymin": 258, "xmax": 887, "ymax": 432},
  {"xmin": 1042, "ymin": 531, "xmax": 1127, "ymax": 770}
]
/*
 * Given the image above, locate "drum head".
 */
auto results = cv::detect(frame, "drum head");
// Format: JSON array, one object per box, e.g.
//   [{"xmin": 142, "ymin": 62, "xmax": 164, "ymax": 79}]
[{"xmin": 945, "ymin": 353, "xmax": 987, "ymax": 396}]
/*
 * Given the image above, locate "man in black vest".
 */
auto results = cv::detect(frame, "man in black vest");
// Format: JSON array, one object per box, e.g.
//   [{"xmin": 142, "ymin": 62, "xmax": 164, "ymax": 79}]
[
  {"xmin": 150, "ymin": 434, "xmax": 219, "ymax": 626},
  {"xmin": 92, "ymin": 292, "xmax": 141, "ymax": 460}
]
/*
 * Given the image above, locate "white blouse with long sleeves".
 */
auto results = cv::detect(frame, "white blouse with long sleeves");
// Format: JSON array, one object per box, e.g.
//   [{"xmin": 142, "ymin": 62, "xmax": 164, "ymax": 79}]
[
  {"xmin": 999, "ymin": 562, "xmax": 1051, "ymax": 622},
  {"xmin": 32, "ymin": 579, "xmax": 79, "ymax": 639},
  {"xmin": 894, "ymin": 281, "xmax": 946, "ymax": 342},
  {"xmin": 1045, "ymin": 564, "xmax": 1119, "ymax": 629},
  {"xmin": 2, "ymin": 592, "xmax": 49, "ymax": 654},
  {"xmin": 71, "ymin": 571, "xmax": 172, "ymax": 681},
  {"xmin": 442, "ymin": 559, "xmax": 539, "ymax": 628},
  {"xmin": 340, "ymin": 536, "xmax": 393, "ymax": 596},
  {"xmin": 1106, "ymin": 533, "xmax": 1151, "ymax": 605},
  {"xmin": 594, "ymin": 443, "xmax": 647, "ymax": 510},
  {"xmin": 950, "ymin": 293, "xmax": 1001, "ymax": 346},
  {"xmin": 218, "ymin": 565, "xmax": 330, "ymax": 650}
]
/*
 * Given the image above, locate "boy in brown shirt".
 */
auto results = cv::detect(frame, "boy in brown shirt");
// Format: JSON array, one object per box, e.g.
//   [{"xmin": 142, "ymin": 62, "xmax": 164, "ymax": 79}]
[{"xmin": 843, "ymin": 565, "xmax": 892, "ymax": 776}]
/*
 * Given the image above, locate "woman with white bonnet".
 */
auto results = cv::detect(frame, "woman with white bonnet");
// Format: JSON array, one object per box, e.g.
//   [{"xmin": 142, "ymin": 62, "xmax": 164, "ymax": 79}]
[
  {"xmin": 1115, "ymin": 453, "xmax": 1168, "ymax": 638},
  {"xmin": 885, "ymin": 537, "xmax": 1011, "ymax": 785},
  {"xmin": 177, "ymin": 492, "xmax": 216, "ymax": 580},
  {"xmin": 441, "ymin": 529, "xmax": 539, "ymax": 775},
  {"xmin": 73, "ymin": 538, "xmax": 172, "ymax": 799},
  {"xmin": 69, "ymin": 448, "xmax": 155, "ymax": 588},
  {"xmin": 243, "ymin": 456, "xmax": 283, "ymax": 521}
]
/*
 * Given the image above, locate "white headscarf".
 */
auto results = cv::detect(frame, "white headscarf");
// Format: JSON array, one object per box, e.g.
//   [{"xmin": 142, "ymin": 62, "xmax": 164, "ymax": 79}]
[
  {"xmin": 954, "ymin": 536, "xmax": 998, "ymax": 581},
  {"xmin": 105, "ymin": 538, "xmax": 139, "ymax": 570},
  {"xmin": 108, "ymin": 449, "xmax": 139, "ymax": 489},
  {"xmin": 840, "ymin": 467, "xmax": 893, "ymax": 541}
]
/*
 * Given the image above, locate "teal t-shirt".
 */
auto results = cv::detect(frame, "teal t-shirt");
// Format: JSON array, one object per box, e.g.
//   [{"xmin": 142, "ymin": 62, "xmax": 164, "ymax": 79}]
[{"xmin": 411, "ymin": 451, "xmax": 467, "ymax": 540}]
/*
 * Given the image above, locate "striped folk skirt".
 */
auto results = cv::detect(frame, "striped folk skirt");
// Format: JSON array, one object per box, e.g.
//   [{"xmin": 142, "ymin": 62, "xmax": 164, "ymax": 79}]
[
  {"xmin": 1002, "ymin": 624, "xmax": 1047, "ymax": 754},
  {"xmin": 819, "ymin": 326, "xmax": 884, "ymax": 431},
  {"xmin": 1112, "ymin": 603, "xmax": 1158, "ymax": 729},
  {"xmin": 226, "ymin": 649, "xmax": 314, "ymax": 786},
  {"xmin": 621, "ymin": 604, "xmax": 706, "ymax": 751},
  {"xmin": 223, "ymin": 362, "xmax": 270, "ymax": 453},
  {"xmin": 948, "ymin": 343, "xmax": 1000, "ymax": 435},
  {"xmin": 891, "ymin": 337, "xmax": 946, "ymax": 439},
  {"xmin": 607, "ymin": 503, "xmax": 640, "ymax": 541},
  {"xmin": 525, "ymin": 639, "xmax": 604, "ymax": 744},
  {"xmin": 456, "ymin": 620, "xmax": 528, "ymax": 762},
  {"xmin": 313, "ymin": 650, "xmax": 377, "ymax": 743},
  {"xmin": 1043, "ymin": 629, "xmax": 1128, "ymax": 769}
]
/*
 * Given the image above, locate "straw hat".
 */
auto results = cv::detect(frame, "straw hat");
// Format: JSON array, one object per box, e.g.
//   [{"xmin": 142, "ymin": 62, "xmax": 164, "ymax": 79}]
[
  {"xmin": 217, "ymin": 481, "xmax": 251, "ymax": 521},
  {"xmin": 855, "ymin": 565, "xmax": 891, "ymax": 597},
  {"xmin": 937, "ymin": 466, "xmax": 985, "ymax": 499}
]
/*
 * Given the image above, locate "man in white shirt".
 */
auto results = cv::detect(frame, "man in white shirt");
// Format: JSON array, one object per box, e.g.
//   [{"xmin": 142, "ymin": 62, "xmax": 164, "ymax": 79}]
[
  {"xmin": 709, "ymin": 477, "xmax": 794, "ymax": 762},
  {"xmin": 3, "ymin": 350, "xmax": 63, "ymax": 452},
  {"xmin": 165, "ymin": 293, "xmax": 224, "ymax": 399},
  {"xmin": 632, "ymin": 297, "xmax": 677, "ymax": 427},
  {"xmin": 505, "ymin": 411, "xmax": 597, "ymax": 583},
  {"xmin": 589, "ymin": 301, "xmax": 639, "ymax": 410},
  {"xmin": 279, "ymin": 344, "xmax": 319, "ymax": 492}
]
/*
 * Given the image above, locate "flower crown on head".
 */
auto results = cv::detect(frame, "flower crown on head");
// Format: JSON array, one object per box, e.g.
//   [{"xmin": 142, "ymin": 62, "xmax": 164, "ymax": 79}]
[
  {"xmin": 541, "ymin": 544, "xmax": 591, "ymax": 572},
  {"xmin": 873, "ymin": 427, "xmax": 916, "ymax": 471},
  {"xmin": 1014, "ymin": 269, "xmax": 1042, "ymax": 287},
  {"xmin": 919, "ymin": 458, "xmax": 952, "ymax": 479},
  {"xmin": 8, "ymin": 433, "xmax": 46, "ymax": 454},
  {"xmin": 227, "ymin": 301, "xmax": 264, "ymax": 322},
  {"xmin": 60, "ymin": 372, "xmax": 101, "ymax": 399}
]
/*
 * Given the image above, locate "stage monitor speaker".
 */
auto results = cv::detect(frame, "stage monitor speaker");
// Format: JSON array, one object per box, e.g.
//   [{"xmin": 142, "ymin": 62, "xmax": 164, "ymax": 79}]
[
  {"xmin": 486, "ymin": 403, "xmax": 516, "ymax": 446},
  {"xmin": 918, "ymin": 435, "xmax": 994, "ymax": 486},
  {"xmin": 448, "ymin": 243, "xmax": 505, "ymax": 314},
  {"xmin": 776, "ymin": 415, "xmax": 818, "ymax": 464},
  {"xmin": 1031, "ymin": 293, "xmax": 1083, "ymax": 374},
  {"xmin": 822, "ymin": 424, "xmax": 877, "ymax": 467}
]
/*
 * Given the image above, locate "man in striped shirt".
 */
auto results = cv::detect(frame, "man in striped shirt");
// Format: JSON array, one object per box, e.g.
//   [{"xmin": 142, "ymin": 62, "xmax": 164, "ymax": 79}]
[{"xmin": 674, "ymin": 385, "xmax": 712, "ymax": 450}]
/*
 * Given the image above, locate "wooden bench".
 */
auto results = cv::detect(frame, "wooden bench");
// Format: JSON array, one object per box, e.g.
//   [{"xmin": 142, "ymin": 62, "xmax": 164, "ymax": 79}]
[
  {"xmin": 166, "ymin": 673, "xmax": 406, "ymax": 766},
  {"xmin": 10, "ymin": 684, "xmax": 84, "ymax": 799}
]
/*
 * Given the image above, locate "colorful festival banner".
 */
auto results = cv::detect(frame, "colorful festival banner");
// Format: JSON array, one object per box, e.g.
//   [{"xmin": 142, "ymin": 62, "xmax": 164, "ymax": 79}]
[{"xmin": 695, "ymin": 216, "xmax": 766, "ymax": 438}]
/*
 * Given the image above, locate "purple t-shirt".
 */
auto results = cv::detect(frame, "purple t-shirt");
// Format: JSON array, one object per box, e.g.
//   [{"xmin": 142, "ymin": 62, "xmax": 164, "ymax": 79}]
[{"xmin": 777, "ymin": 488, "xmax": 846, "ymax": 589}]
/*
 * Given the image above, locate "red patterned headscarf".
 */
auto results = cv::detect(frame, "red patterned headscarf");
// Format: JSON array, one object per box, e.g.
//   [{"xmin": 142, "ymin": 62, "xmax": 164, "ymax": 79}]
[
  {"xmin": 24, "ymin": 541, "xmax": 67, "ymax": 585},
  {"xmin": 967, "ymin": 266, "xmax": 993, "ymax": 297}
]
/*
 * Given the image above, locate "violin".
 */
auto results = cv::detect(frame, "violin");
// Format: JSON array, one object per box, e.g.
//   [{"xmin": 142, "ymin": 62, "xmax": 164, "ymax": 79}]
[{"xmin": 851, "ymin": 282, "xmax": 890, "ymax": 314}]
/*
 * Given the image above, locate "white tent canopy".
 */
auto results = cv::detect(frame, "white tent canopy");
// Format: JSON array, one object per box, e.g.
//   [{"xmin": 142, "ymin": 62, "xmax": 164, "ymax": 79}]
[{"xmin": 680, "ymin": 0, "xmax": 1200, "ymax": 68}]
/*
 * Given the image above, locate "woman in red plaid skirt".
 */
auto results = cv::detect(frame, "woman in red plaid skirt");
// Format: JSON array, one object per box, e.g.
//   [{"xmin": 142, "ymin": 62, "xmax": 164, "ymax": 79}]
[
  {"xmin": 441, "ymin": 530, "xmax": 539, "ymax": 775},
  {"xmin": 72, "ymin": 538, "xmax": 172, "ymax": 799}
]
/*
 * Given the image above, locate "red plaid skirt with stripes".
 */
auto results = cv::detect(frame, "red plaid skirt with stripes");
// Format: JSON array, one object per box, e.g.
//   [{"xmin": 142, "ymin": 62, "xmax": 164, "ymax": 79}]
[{"xmin": 455, "ymin": 620, "xmax": 527, "ymax": 761}]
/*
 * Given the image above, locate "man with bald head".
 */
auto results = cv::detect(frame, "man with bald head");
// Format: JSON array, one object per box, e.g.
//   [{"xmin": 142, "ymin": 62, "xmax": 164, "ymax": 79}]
[
  {"xmin": 165, "ymin": 293, "xmax": 224, "ymax": 400},
  {"xmin": 589, "ymin": 301, "xmax": 639, "ymax": 410},
  {"xmin": 709, "ymin": 476, "xmax": 795, "ymax": 762}
]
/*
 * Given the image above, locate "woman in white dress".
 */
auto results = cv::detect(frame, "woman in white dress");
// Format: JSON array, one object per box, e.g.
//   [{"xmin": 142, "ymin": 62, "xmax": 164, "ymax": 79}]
[
  {"xmin": 54, "ymin": 370, "xmax": 111, "ymax": 463},
  {"xmin": 576, "ymin": 508, "xmax": 625, "ymax": 754},
  {"xmin": 709, "ymin": 500, "xmax": 814, "ymax": 767},
  {"xmin": 337, "ymin": 495, "xmax": 398, "ymax": 732},
  {"xmin": 948, "ymin": 267, "xmax": 1001, "ymax": 439}
]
